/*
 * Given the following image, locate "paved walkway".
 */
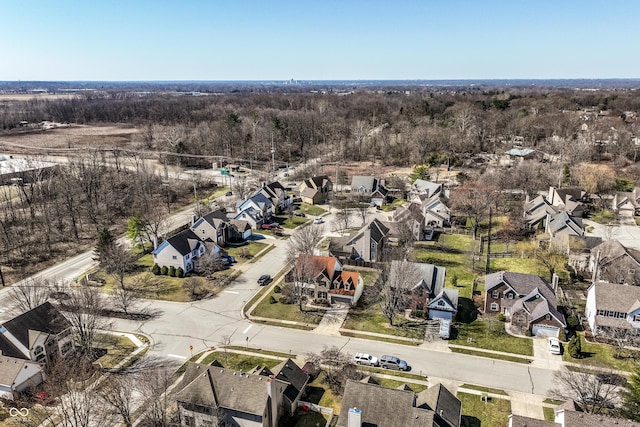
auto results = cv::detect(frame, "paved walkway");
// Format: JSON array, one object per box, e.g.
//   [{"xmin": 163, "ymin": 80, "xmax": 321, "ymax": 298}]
[{"xmin": 313, "ymin": 304, "xmax": 349, "ymax": 336}]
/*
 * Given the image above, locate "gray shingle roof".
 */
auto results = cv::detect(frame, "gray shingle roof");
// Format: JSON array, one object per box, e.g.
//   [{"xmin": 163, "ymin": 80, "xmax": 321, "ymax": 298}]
[
  {"xmin": 1, "ymin": 302, "xmax": 71, "ymax": 352},
  {"xmin": 351, "ymin": 176, "xmax": 376, "ymax": 192},
  {"xmin": 165, "ymin": 229, "xmax": 202, "ymax": 256},
  {"xmin": 509, "ymin": 414, "xmax": 557, "ymax": 427},
  {"xmin": 271, "ymin": 358, "xmax": 309, "ymax": 404},
  {"xmin": 416, "ymin": 383, "xmax": 462, "ymax": 427},
  {"xmin": 561, "ymin": 409, "xmax": 640, "ymax": 427},
  {"xmin": 0, "ymin": 356, "xmax": 36, "ymax": 387}
]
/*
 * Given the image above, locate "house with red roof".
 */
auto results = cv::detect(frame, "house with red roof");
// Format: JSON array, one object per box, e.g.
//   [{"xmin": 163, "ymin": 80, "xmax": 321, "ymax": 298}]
[{"xmin": 292, "ymin": 255, "xmax": 363, "ymax": 306}]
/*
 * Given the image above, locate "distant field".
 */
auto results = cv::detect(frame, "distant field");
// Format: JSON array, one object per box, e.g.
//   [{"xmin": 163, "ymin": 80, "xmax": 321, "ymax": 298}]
[{"xmin": 0, "ymin": 93, "xmax": 80, "ymax": 101}]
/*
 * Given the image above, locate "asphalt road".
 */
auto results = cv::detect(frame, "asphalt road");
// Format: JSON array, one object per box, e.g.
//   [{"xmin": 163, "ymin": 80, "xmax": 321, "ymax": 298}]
[{"xmin": 0, "ymin": 207, "xmax": 558, "ymax": 396}]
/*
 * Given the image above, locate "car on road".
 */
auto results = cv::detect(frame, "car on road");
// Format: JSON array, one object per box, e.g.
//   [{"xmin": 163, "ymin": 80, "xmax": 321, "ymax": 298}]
[
  {"xmin": 257, "ymin": 274, "xmax": 271, "ymax": 286},
  {"xmin": 313, "ymin": 217, "xmax": 324, "ymax": 224},
  {"xmin": 354, "ymin": 353, "xmax": 378, "ymax": 366},
  {"xmin": 548, "ymin": 337, "xmax": 562, "ymax": 355},
  {"xmin": 294, "ymin": 212, "xmax": 306, "ymax": 217},
  {"xmin": 379, "ymin": 355, "xmax": 408, "ymax": 371}
]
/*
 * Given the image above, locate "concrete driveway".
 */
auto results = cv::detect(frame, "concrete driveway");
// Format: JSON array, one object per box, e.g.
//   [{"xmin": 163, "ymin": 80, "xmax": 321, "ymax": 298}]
[
  {"xmin": 531, "ymin": 336, "xmax": 564, "ymax": 370},
  {"xmin": 583, "ymin": 219, "xmax": 640, "ymax": 251}
]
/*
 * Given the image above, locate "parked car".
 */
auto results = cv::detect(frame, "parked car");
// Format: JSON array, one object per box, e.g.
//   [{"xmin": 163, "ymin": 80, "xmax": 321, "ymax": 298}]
[
  {"xmin": 261, "ymin": 223, "xmax": 273, "ymax": 230},
  {"xmin": 294, "ymin": 212, "xmax": 306, "ymax": 217},
  {"xmin": 270, "ymin": 222, "xmax": 281, "ymax": 228},
  {"xmin": 379, "ymin": 355, "xmax": 408, "ymax": 371},
  {"xmin": 221, "ymin": 255, "xmax": 236, "ymax": 264},
  {"xmin": 548, "ymin": 338, "xmax": 562, "ymax": 355},
  {"xmin": 257, "ymin": 274, "xmax": 271, "ymax": 286},
  {"xmin": 313, "ymin": 217, "xmax": 324, "ymax": 224},
  {"xmin": 225, "ymin": 191, "xmax": 233, "ymax": 196},
  {"xmin": 354, "ymin": 353, "xmax": 378, "ymax": 366}
]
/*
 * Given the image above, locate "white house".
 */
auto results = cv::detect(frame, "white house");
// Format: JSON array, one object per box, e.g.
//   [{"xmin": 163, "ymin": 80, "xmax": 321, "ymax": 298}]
[
  {"xmin": 0, "ymin": 356, "xmax": 44, "ymax": 400},
  {"xmin": 585, "ymin": 281, "xmax": 640, "ymax": 341},
  {"xmin": 152, "ymin": 229, "xmax": 215, "ymax": 273}
]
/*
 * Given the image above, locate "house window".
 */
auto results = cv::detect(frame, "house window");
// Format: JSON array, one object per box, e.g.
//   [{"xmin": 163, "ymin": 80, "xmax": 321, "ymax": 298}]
[
  {"xmin": 60, "ymin": 341, "xmax": 72, "ymax": 355},
  {"xmin": 545, "ymin": 314, "xmax": 551, "ymax": 320},
  {"xmin": 506, "ymin": 292, "xmax": 514, "ymax": 300},
  {"xmin": 172, "ymin": 255, "xmax": 177, "ymax": 260},
  {"xmin": 597, "ymin": 309, "xmax": 606, "ymax": 316},
  {"xmin": 184, "ymin": 415, "xmax": 195, "ymax": 426},
  {"xmin": 34, "ymin": 346, "xmax": 44, "ymax": 356},
  {"xmin": 634, "ymin": 314, "xmax": 640, "ymax": 322},
  {"xmin": 438, "ymin": 300, "xmax": 445, "ymax": 306},
  {"xmin": 490, "ymin": 302, "xmax": 499, "ymax": 311},
  {"xmin": 491, "ymin": 290, "xmax": 499, "ymax": 299}
]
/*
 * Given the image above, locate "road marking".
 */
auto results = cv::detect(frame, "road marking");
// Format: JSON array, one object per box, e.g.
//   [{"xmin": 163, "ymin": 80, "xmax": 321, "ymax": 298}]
[
  {"xmin": 167, "ymin": 354, "xmax": 187, "ymax": 360},
  {"xmin": 224, "ymin": 290, "xmax": 239, "ymax": 294},
  {"xmin": 243, "ymin": 325, "xmax": 253, "ymax": 334}
]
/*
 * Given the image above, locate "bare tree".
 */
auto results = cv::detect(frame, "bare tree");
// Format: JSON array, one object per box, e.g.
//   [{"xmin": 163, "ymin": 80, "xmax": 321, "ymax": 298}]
[
  {"xmin": 306, "ymin": 346, "xmax": 364, "ymax": 395},
  {"xmin": 552, "ymin": 366, "xmax": 619, "ymax": 414},
  {"xmin": 333, "ymin": 207, "xmax": 352, "ymax": 232},
  {"xmin": 183, "ymin": 277, "xmax": 204, "ymax": 299},
  {"xmin": 218, "ymin": 334, "xmax": 232, "ymax": 365},
  {"xmin": 286, "ymin": 225, "xmax": 324, "ymax": 259},
  {"xmin": 136, "ymin": 364, "xmax": 176, "ymax": 427},
  {"xmin": 521, "ymin": 239, "xmax": 568, "ymax": 282},
  {"xmin": 102, "ymin": 243, "xmax": 137, "ymax": 290},
  {"xmin": 61, "ymin": 286, "xmax": 113, "ymax": 357},
  {"xmin": 286, "ymin": 226, "xmax": 324, "ymax": 311},
  {"xmin": 111, "ymin": 287, "xmax": 145, "ymax": 316},
  {"xmin": 449, "ymin": 180, "xmax": 500, "ymax": 240},
  {"xmin": 381, "ymin": 260, "xmax": 420, "ymax": 326},
  {"xmin": 6, "ymin": 276, "xmax": 56, "ymax": 315},
  {"xmin": 97, "ymin": 375, "xmax": 137, "ymax": 427}
]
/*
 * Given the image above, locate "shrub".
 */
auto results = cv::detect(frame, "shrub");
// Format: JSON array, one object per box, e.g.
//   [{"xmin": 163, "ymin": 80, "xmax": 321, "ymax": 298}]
[
  {"xmin": 566, "ymin": 315, "xmax": 580, "ymax": 329},
  {"xmin": 451, "ymin": 274, "xmax": 458, "ymax": 287},
  {"xmin": 177, "ymin": 267, "xmax": 184, "ymax": 278},
  {"xmin": 558, "ymin": 329, "xmax": 567, "ymax": 342},
  {"xmin": 524, "ymin": 330, "xmax": 533, "ymax": 337},
  {"xmin": 273, "ymin": 285, "xmax": 282, "ymax": 294},
  {"xmin": 168, "ymin": 266, "xmax": 176, "ymax": 277},
  {"xmin": 496, "ymin": 313, "xmax": 506, "ymax": 322},
  {"xmin": 411, "ymin": 310, "xmax": 426, "ymax": 319},
  {"xmin": 161, "ymin": 265, "xmax": 168, "ymax": 275},
  {"xmin": 269, "ymin": 296, "xmax": 277, "ymax": 304},
  {"xmin": 152, "ymin": 264, "xmax": 161, "ymax": 275},
  {"xmin": 279, "ymin": 296, "xmax": 293, "ymax": 304},
  {"xmin": 567, "ymin": 335, "xmax": 582, "ymax": 358}
]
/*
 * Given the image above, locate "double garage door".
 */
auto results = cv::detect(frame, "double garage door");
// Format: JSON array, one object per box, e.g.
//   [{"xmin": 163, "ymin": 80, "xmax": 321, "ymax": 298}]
[{"xmin": 531, "ymin": 324, "xmax": 559, "ymax": 337}]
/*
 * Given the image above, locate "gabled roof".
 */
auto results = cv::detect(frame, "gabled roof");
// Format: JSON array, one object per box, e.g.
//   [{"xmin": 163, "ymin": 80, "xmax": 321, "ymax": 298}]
[
  {"xmin": 271, "ymin": 358, "xmax": 309, "ymax": 404},
  {"xmin": 591, "ymin": 240, "xmax": 640, "ymax": 267},
  {"xmin": 0, "ymin": 356, "xmax": 39, "ymax": 387},
  {"xmin": 158, "ymin": 229, "xmax": 202, "ymax": 256},
  {"xmin": 547, "ymin": 211, "xmax": 584, "ymax": 236},
  {"xmin": 300, "ymin": 186, "xmax": 319, "ymax": 199},
  {"xmin": 176, "ymin": 364, "xmax": 288, "ymax": 416},
  {"xmin": 229, "ymin": 218, "xmax": 251, "ymax": 231},
  {"xmin": 511, "ymin": 289, "xmax": 566, "ymax": 327},
  {"xmin": 560, "ymin": 409, "xmax": 640, "ymax": 427},
  {"xmin": 411, "ymin": 179, "xmax": 442, "ymax": 198},
  {"xmin": 416, "ymin": 383, "xmax": 462, "ymax": 427},
  {"xmin": 394, "ymin": 202, "xmax": 425, "ymax": 223},
  {"xmin": 369, "ymin": 219, "xmax": 389, "ymax": 243},
  {"xmin": 506, "ymin": 148, "xmax": 535, "ymax": 157},
  {"xmin": 554, "ymin": 187, "xmax": 586, "ymax": 204},
  {"xmin": 304, "ymin": 175, "xmax": 331, "ymax": 189},
  {"xmin": 485, "ymin": 272, "xmax": 556, "ymax": 303},
  {"xmin": 199, "ymin": 209, "xmax": 229, "ymax": 227},
  {"xmin": 427, "ymin": 289, "xmax": 459, "ymax": 313},
  {"xmin": 1, "ymin": 302, "xmax": 71, "ymax": 355},
  {"xmin": 590, "ymin": 281, "xmax": 640, "ymax": 317},
  {"xmin": 351, "ymin": 175, "xmax": 376, "ymax": 192},
  {"xmin": 392, "ymin": 261, "xmax": 447, "ymax": 297}
]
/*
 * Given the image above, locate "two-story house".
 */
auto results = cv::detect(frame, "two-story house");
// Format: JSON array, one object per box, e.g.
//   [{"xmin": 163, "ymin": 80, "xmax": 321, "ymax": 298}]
[
  {"xmin": 235, "ymin": 193, "xmax": 274, "ymax": 229},
  {"xmin": 257, "ymin": 181, "xmax": 292, "ymax": 212},
  {"xmin": 590, "ymin": 239, "xmax": 640, "ymax": 286},
  {"xmin": 191, "ymin": 210, "xmax": 233, "ymax": 247},
  {"xmin": 408, "ymin": 179, "xmax": 442, "ymax": 200},
  {"xmin": 292, "ymin": 255, "xmax": 363, "ymax": 306},
  {"xmin": 351, "ymin": 176, "xmax": 388, "ymax": 206},
  {"xmin": 300, "ymin": 175, "xmax": 332, "ymax": 205},
  {"xmin": 176, "ymin": 359, "xmax": 309, "ymax": 427},
  {"xmin": 341, "ymin": 218, "xmax": 390, "ymax": 262},
  {"xmin": 484, "ymin": 271, "xmax": 566, "ymax": 337},
  {"xmin": 152, "ymin": 229, "xmax": 213, "ymax": 274},
  {"xmin": 612, "ymin": 187, "xmax": 640, "ymax": 218},
  {"xmin": 585, "ymin": 281, "xmax": 640, "ymax": 344}
]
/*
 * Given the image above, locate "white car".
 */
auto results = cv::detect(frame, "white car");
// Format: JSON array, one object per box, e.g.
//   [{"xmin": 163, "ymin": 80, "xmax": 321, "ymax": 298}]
[
  {"xmin": 313, "ymin": 217, "xmax": 324, "ymax": 224},
  {"xmin": 354, "ymin": 353, "xmax": 378, "ymax": 366},
  {"xmin": 548, "ymin": 337, "xmax": 562, "ymax": 355}
]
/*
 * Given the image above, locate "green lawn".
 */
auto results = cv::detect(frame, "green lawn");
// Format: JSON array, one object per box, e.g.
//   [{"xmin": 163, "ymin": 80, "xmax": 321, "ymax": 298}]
[
  {"xmin": 451, "ymin": 347, "xmax": 531, "ymax": 364},
  {"xmin": 411, "ymin": 246, "xmax": 477, "ymax": 299},
  {"xmin": 460, "ymin": 384, "xmax": 508, "ymax": 395},
  {"xmin": 450, "ymin": 320, "xmax": 534, "ymax": 356},
  {"xmin": 297, "ymin": 203, "xmax": 327, "ymax": 216},
  {"xmin": 458, "ymin": 392, "xmax": 512, "ymax": 427},
  {"xmin": 199, "ymin": 351, "xmax": 282, "ymax": 370},
  {"xmin": 375, "ymin": 377, "xmax": 428, "ymax": 393},
  {"xmin": 251, "ymin": 288, "xmax": 325, "ymax": 325},
  {"xmin": 94, "ymin": 334, "xmax": 138, "ymax": 370},
  {"xmin": 305, "ymin": 371, "xmax": 341, "ymax": 414},
  {"xmin": 225, "ymin": 241, "xmax": 269, "ymax": 261},
  {"xmin": 379, "ymin": 197, "xmax": 405, "ymax": 212},
  {"xmin": 289, "ymin": 410, "xmax": 330, "ymax": 427},
  {"xmin": 488, "ymin": 257, "xmax": 550, "ymax": 278},
  {"xmin": 343, "ymin": 302, "xmax": 426, "ymax": 340},
  {"xmin": 274, "ymin": 215, "xmax": 310, "ymax": 229},
  {"xmin": 562, "ymin": 333, "xmax": 640, "ymax": 371},
  {"xmin": 343, "ymin": 266, "xmax": 379, "ymax": 286}
]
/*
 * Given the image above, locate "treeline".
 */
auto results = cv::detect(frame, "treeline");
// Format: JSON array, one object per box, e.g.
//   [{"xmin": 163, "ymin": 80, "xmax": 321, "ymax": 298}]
[
  {"xmin": 0, "ymin": 155, "xmax": 206, "ymax": 282},
  {"xmin": 2, "ymin": 88, "xmax": 640, "ymax": 167}
]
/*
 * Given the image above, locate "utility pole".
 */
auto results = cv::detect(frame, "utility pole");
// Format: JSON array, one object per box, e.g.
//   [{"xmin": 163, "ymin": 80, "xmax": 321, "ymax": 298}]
[
  {"xmin": 271, "ymin": 133, "xmax": 276, "ymax": 175},
  {"xmin": 486, "ymin": 206, "xmax": 492, "ymax": 274}
]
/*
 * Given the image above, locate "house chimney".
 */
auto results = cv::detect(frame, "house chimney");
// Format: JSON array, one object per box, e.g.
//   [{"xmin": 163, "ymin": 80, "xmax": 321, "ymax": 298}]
[
  {"xmin": 552, "ymin": 274, "xmax": 559, "ymax": 293},
  {"xmin": 591, "ymin": 250, "xmax": 601, "ymax": 284},
  {"xmin": 153, "ymin": 235, "xmax": 158, "ymax": 250},
  {"xmin": 348, "ymin": 407, "xmax": 362, "ymax": 427},
  {"xmin": 192, "ymin": 215, "xmax": 197, "ymax": 225},
  {"xmin": 266, "ymin": 379, "xmax": 279, "ymax": 427}
]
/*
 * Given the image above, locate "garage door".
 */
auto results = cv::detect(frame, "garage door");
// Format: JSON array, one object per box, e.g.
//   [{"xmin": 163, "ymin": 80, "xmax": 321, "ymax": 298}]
[
  {"xmin": 531, "ymin": 324, "xmax": 559, "ymax": 337},
  {"xmin": 331, "ymin": 296, "xmax": 353, "ymax": 306}
]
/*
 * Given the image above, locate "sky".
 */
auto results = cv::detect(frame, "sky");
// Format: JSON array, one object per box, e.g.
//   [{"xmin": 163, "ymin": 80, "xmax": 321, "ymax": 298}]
[{"xmin": 1, "ymin": 0, "xmax": 639, "ymax": 81}]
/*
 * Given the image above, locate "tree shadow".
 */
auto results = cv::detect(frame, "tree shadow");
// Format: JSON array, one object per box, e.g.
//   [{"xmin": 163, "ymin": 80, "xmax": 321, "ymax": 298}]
[
  {"xmin": 303, "ymin": 386, "xmax": 325, "ymax": 405},
  {"xmin": 456, "ymin": 297, "xmax": 478, "ymax": 324},
  {"xmin": 461, "ymin": 415, "xmax": 481, "ymax": 427}
]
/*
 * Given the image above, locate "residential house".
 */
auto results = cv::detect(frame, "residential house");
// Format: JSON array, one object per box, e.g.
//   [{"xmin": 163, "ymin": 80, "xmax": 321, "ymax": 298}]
[
  {"xmin": 612, "ymin": 188, "xmax": 640, "ymax": 218},
  {"xmin": 0, "ymin": 356, "xmax": 44, "ymax": 400},
  {"xmin": 408, "ymin": 179, "xmax": 442, "ymax": 200},
  {"xmin": 389, "ymin": 261, "xmax": 457, "ymax": 320},
  {"xmin": 547, "ymin": 186, "xmax": 588, "ymax": 218},
  {"xmin": 350, "ymin": 175, "xmax": 388, "ymax": 206},
  {"xmin": 524, "ymin": 194, "xmax": 558, "ymax": 230},
  {"xmin": 546, "ymin": 211, "xmax": 584, "ymax": 239},
  {"xmin": 236, "ymin": 193, "xmax": 274, "ymax": 229},
  {"xmin": 190, "ymin": 209, "xmax": 233, "ymax": 246},
  {"xmin": 0, "ymin": 302, "xmax": 75, "ymax": 364},
  {"xmin": 484, "ymin": 271, "xmax": 566, "ymax": 337},
  {"xmin": 421, "ymin": 194, "xmax": 451, "ymax": 228},
  {"xmin": 230, "ymin": 218, "xmax": 252, "ymax": 240},
  {"xmin": 257, "ymin": 181, "xmax": 292, "ymax": 212},
  {"xmin": 341, "ymin": 219, "xmax": 389, "ymax": 262},
  {"xmin": 337, "ymin": 379, "xmax": 461, "ymax": 427},
  {"xmin": 508, "ymin": 401, "xmax": 640, "ymax": 427},
  {"xmin": 585, "ymin": 281, "xmax": 640, "ymax": 343},
  {"xmin": 393, "ymin": 203, "xmax": 425, "ymax": 240},
  {"xmin": 152, "ymin": 229, "xmax": 214, "ymax": 274},
  {"xmin": 299, "ymin": 175, "xmax": 332, "ymax": 205},
  {"xmin": 589, "ymin": 240, "xmax": 640, "ymax": 285},
  {"xmin": 176, "ymin": 359, "xmax": 308, "ymax": 427},
  {"xmin": 292, "ymin": 255, "xmax": 363, "ymax": 306}
]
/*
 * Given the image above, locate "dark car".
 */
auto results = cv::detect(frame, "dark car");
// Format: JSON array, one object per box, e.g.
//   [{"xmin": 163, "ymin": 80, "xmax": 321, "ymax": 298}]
[
  {"xmin": 258, "ymin": 274, "xmax": 271, "ymax": 286},
  {"xmin": 379, "ymin": 355, "xmax": 409, "ymax": 371},
  {"xmin": 221, "ymin": 255, "xmax": 236, "ymax": 264},
  {"xmin": 225, "ymin": 191, "xmax": 233, "ymax": 196},
  {"xmin": 294, "ymin": 212, "xmax": 306, "ymax": 217}
]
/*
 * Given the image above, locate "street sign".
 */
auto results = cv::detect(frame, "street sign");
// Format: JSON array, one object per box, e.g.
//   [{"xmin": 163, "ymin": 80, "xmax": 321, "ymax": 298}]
[{"xmin": 221, "ymin": 169, "xmax": 229, "ymax": 175}]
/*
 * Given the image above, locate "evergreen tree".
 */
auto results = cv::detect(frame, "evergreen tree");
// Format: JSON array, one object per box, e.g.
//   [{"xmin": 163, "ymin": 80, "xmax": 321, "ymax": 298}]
[
  {"xmin": 567, "ymin": 335, "xmax": 582, "ymax": 359},
  {"xmin": 152, "ymin": 264, "xmax": 161, "ymax": 275},
  {"xmin": 94, "ymin": 228, "xmax": 115, "ymax": 264},
  {"xmin": 619, "ymin": 365, "xmax": 640, "ymax": 421}
]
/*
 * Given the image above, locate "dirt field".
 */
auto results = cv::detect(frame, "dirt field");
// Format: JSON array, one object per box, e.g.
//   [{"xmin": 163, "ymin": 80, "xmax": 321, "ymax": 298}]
[
  {"xmin": 0, "ymin": 124, "xmax": 140, "ymax": 151},
  {"xmin": 0, "ymin": 93, "xmax": 80, "ymax": 101}
]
